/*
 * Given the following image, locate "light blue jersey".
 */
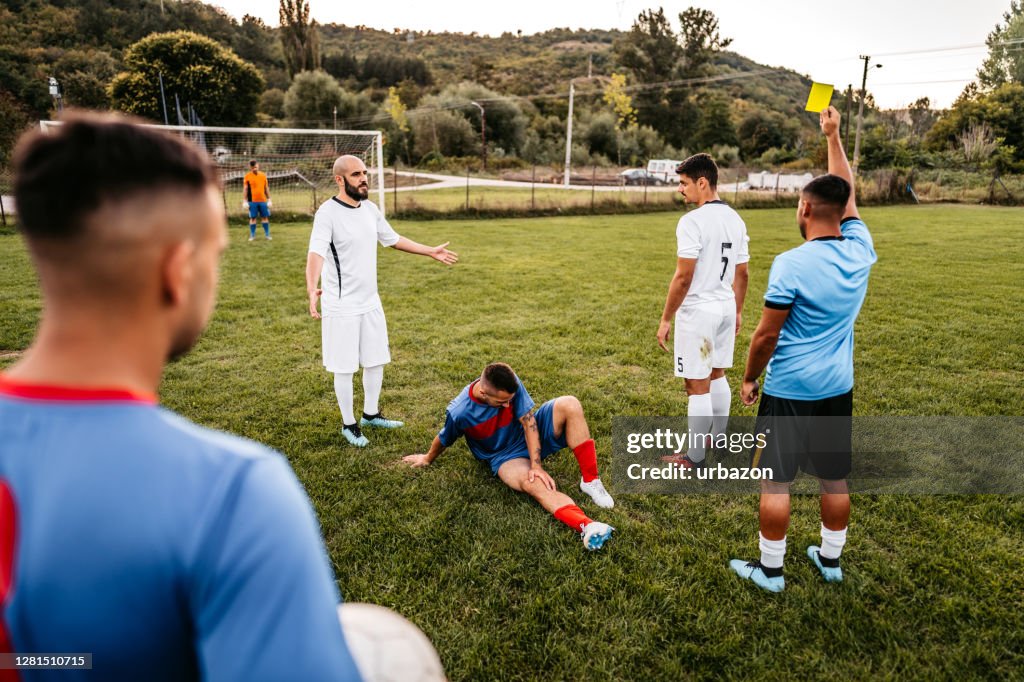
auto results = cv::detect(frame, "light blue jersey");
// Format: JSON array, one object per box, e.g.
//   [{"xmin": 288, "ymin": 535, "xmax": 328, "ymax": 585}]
[
  {"xmin": 0, "ymin": 377, "xmax": 361, "ymax": 681},
  {"xmin": 763, "ymin": 218, "xmax": 877, "ymax": 400}
]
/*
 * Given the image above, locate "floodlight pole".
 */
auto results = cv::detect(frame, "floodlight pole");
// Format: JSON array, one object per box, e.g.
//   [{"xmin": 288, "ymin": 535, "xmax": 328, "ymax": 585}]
[
  {"xmin": 563, "ymin": 80, "xmax": 575, "ymax": 187},
  {"xmin": 470, "ymin": 101, "xmax": 486, "ymax": 170},
  {"xmin": 852, "ymin": 56, "xmax": 882, "ymax": 174}
]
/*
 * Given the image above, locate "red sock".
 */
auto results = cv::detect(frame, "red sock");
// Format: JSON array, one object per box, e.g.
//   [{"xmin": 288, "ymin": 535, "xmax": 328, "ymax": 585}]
[
  {"xmin": 573, "ymin": 438, "xmax": 599, "ymax": 482},
  {"xmin": 553, "ymin": 504, "xmax": 592, "ymax": 532}
]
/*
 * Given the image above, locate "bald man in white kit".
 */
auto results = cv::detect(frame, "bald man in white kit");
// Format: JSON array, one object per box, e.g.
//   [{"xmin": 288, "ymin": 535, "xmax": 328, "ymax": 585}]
[{"xmin": 305, "ymin": 155, "xmax": 458, "ymax": 447}]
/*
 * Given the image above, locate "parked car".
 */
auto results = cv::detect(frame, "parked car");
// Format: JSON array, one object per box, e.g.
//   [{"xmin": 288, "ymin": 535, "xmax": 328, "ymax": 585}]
[{"xmin": 619, "ymin": 169, "xmax": 669, "ymax": 186}]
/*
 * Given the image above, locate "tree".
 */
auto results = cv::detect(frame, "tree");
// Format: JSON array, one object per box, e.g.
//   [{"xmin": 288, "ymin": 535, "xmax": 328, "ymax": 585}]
[
  {"xmin": 977, "ymin": 1, "xmax": 1024, "ymax": 88},
  {"xmin": 738, "ymin": 110, "xmax": 794, "ymax": 161},
  {"xmin": 323, "ymin": 51, "xmax": 360, "ymax": 82},
  {"xmin": 54, "ymin": 49, "xmax": 118, "ymax": 110},
  {"xmin": 908, "ymin": 97, "xmax": 938, "ymax": 139},
  {"xmin": 410, "ymin": 109, "xmax": 478, "ymax": 161},
  {"xmin": 427, "ymin": 82, "xmax": 527, "ymax": 156},
  {"xmin": 602, "ymin": 73, "xmax": 638, "ymax": 130},
  {"xmin": 0, "ymin": 89, "xmax": 32, "ymax": 169},
  {"xmin": 925, "ymin": 82, "xmax": 1024, "ymax": 167},
  {"xmin": 279, "ymin": 0, "xmax": 320, "ymax": 78},
  {"xmin": 693, "ymin": 93, "xmax": 737, "ymax": 150},
  {"xmin": 612, "ymin": 7, "xmax": 732, "ymax": 148},
  {"xmin": 384, "ymin": 86, "xmax": 412, "ymax": 164},
  {"xmin": 109, "ymin": 31, "xmax": 263, "ymax": 126},
  {"xmin": 283, "ymin": 70, "xmax": 376, "ymax": 128},
  {"xmin": 678, "ymin": 7, "xmax": 732, "ymax": 77}
]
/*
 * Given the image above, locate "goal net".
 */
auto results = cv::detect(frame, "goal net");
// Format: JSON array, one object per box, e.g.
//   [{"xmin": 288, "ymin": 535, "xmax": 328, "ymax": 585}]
[{"xmin": 39, "ymin": 122, "xmax": 386, "ymax": 217}]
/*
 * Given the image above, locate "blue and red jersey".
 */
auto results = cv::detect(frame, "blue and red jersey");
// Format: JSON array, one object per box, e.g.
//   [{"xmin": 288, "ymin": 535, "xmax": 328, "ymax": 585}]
[
  {"xmin": 0, "ymin": 375, "xmax": 361, "ymax": 681},
  {"xmin": 438, "ymin": 377, "xmax": 535, "ymax": 464}
]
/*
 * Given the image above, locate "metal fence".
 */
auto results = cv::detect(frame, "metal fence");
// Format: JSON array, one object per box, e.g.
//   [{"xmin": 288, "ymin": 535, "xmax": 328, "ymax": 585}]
[{"xmin": 2, "ymin": 165, "xmax": 1021, "ymax": 229}]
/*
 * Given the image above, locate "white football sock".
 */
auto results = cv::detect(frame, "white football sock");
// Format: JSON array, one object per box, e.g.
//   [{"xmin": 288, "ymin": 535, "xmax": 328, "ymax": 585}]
[
  {"xmin": 333, "ymin": 372, "xmax": 355, "ymax": 426},
  {"xmin": 820, "ymin": 524, "xmax": 848, "ymax": 560},
  {"xmin": 759, "ymin": 532, "xmax": 787, "ymax": 569},
  {"xmin": 686, "ymin": 393, "xmax": 714, "ymax": 463},
  {"xmin": 709, "ymin": 376, "xmax": 731, "ymax": 444},
  {"xmin": 362, "ymin": 364, "xmax": 384, "ymax": 416}
]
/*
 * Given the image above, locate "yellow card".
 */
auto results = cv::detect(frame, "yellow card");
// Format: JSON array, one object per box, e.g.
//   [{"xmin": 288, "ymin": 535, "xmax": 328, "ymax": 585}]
[{"xmin": 804, "ymin": 82, "xmax": 834, "ymax": 113}]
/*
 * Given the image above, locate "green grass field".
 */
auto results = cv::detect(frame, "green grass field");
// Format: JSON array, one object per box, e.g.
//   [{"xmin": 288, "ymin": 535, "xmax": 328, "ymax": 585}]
[{"xmin": 2, "ymin": 205, "xmax": 1023, "ymax": 679}]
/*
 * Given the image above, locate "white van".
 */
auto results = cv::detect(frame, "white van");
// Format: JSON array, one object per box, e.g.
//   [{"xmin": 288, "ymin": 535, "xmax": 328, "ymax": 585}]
[{"xmin": 646, "ymin": 159, "xmax": 682, "ymax": 183}]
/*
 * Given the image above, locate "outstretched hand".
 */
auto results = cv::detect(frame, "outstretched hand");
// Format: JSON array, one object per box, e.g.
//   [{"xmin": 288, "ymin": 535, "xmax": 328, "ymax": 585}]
[
  {"xmin": 820, "ymin": 105, "xmax": 840, "ymax": 138},
  {"xmin": 430, "ymin": 242, "xmax": 459, "ymax": 265},
  {"xmin": 403, "ymin": 454, "xmax": 431, "ymax": 468}
]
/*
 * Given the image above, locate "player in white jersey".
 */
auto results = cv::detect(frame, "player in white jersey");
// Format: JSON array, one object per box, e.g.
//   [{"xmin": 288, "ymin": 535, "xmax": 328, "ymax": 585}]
[
  {"xmin": 306, "ymin": 155, "xmax": 458, "ymax": 447},
  {"xmin": 656, "ymin": 153, "xmax": 750, "ymax": 467}
]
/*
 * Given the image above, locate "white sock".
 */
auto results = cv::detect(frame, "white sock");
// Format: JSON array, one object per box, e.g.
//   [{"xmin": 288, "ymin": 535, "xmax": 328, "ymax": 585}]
[
  {"xmin": 709, "ymin": 376, "xmax": 731, "ymax": 444},
  {"xmin": 820, "ymin": 524, "xmax": 848, "ymax": 560},
  {"xmin": 759, "ymin": 532, "xmax": 787, "ymax": 569},
  {"xmin": 686, "ymin": 393, "xmax": 714, "ymax": 463},
  {"xmin": 333, "ymin": 373, "xmax": 355, "ymax": 426},
  {"xmin": 362, "ymin": 364, "xmax": 384, "ymax": 416}
]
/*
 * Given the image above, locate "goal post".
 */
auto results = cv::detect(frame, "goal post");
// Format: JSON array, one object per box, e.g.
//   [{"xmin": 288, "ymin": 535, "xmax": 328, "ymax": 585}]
[{"xmin": 39, "ymin": 122, "xmax": 387, "ymax": 217}]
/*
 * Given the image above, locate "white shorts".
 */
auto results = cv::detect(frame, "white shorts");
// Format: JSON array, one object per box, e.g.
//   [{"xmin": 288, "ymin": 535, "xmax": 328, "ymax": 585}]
[
  {"xmin": 321, "ymin": 308, "xmax": 391, "ymax": 374},
  {"xmin": 674, "ymin": 300, "xmax": 736, "ymax": 379}
]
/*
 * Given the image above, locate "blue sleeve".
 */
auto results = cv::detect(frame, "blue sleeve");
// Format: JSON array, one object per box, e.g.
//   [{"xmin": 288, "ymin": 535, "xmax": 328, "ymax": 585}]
[
  {"xmin": 191, "ymin": 454, "xmax": 361, "ymax": 681},
  {"xmin": 437, "ymin": 410, "xmax": 463, "ymax": 448},
  {"xmin": 512, "ymin": 378, "xmax": 535, "ymax": 420},
  {"xmin": 764, "ymin": 255, "xmax": 797, "ymax": 308},
  {"xmin": 841, "ymin": 218, "xmax": 877, "ymax": 260}
]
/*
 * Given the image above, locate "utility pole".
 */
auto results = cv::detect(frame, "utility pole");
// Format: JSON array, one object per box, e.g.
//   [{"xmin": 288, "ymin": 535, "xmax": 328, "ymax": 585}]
[
  {"xmin": 853, "ymin": 55, "xmax": 882, "ymax": 173},
  {"xmin": 844, "ymin": 84, "xmax": 852, "ymax": 154},
  {"xmin": 470, "ymin": 101, "xmax": 486, "ymax": 170},
  {"xmin": 563, "ymin": 80, "xmax": 575, "ymax": 187}
]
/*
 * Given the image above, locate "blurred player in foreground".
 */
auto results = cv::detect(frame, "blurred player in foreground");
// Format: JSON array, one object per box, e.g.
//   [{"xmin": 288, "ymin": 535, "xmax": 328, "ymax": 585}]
[
  {"xmin": 0, "ymin": 113, "xmax": 361, "ymax": 679},
  {"xmin": 403, "ymin": 362, "xmax": 616, "ymax": 550},
  {"xmin": 731, "ymin": 106, "xmax": 877, "ymax": 592}
]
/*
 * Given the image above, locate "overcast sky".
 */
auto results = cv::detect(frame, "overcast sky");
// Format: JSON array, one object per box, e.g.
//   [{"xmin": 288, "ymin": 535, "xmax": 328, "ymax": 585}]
[{"xmin": 210, "ymin": 0, "xmax": 1014, "ymax": 109}]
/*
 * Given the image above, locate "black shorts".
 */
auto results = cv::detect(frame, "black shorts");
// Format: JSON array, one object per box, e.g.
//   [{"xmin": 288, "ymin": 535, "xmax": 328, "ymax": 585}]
[{"xmin": 749, "ymin": 390, "xmax": 853, "ymax": 483}]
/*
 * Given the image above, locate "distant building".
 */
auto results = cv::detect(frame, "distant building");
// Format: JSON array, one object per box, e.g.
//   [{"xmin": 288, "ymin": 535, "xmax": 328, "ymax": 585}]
[{"xmin": 747, "ymin": 171, "xmax": 814, "ymax": 192}]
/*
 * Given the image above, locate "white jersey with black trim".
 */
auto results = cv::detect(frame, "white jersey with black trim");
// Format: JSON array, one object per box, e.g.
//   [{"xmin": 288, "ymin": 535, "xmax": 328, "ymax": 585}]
[
  {"xmin": 675, "ymin": 200, "xmax": 750, "ymax": 308},
  {"xmin": 308, "ymin": 197, "xmax": 400, "ymax": 316}
]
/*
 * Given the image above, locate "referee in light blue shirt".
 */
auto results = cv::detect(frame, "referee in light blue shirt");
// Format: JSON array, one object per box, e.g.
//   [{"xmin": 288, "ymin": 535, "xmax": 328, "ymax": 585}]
[{"xmin": 729, "ymin": 106, "xmax": 877, "ymax": 593}]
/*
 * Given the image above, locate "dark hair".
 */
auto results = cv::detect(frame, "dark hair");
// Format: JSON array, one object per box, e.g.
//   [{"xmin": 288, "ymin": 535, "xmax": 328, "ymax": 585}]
[
  {"xmin": 482, "ymin": 362, "xmax": 518, "ymax": 394},
  {"xmin": 675, "ymin": 153, "xmax": 718, "ymax": 188},
  {"xmin": 13, "ymin": 112, "xmax": 219, "ymax": 240},
  {"xmin": 249, "ymin": 159, "xmax": 258, "ymax": 168},
  {"xmin": 801, "ymin": 174, "xmax": 851, "ymax": 215}
]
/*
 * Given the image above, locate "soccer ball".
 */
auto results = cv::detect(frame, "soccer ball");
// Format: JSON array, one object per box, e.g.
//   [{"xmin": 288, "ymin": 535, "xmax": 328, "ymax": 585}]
[{"xmin": 338, "ymin": 603, "xmax": 446, "ymax": 682}]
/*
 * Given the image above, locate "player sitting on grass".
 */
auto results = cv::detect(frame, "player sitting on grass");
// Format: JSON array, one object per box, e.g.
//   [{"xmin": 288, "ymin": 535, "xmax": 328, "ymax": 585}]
[
  {"xmin": 402, "ymin": 362, "xmax": 615, "ymax": 550},
  {"xmin": 730, "ymin": 106, "xmax": 876, "ymax": 593}
]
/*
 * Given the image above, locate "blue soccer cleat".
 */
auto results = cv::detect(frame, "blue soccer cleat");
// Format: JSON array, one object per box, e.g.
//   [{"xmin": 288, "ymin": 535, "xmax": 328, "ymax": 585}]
[
  {"xmin": 581, "ymin": 521, "xmax": 614, "ymax": 551},
  {"xmin": 729, "ymin": 559, "xmax": 785, "ymax": 592},
  {"xmin": 360, "ymin": 413, "xmax": 404, "ymax": 429},
  {"xmin": 342, "ymin": 424, "xmax": 369, "ymax": 447},
  {"xmin": 807, "ymin": 545, "xmax": 844, "ymax": 583}
]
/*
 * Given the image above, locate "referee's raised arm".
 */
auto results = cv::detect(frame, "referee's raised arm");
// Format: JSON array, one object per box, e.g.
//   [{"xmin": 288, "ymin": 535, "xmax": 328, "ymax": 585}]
[{"xmin": 820, "ymin": 106, "xmax": 859, "ymax": 220}]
